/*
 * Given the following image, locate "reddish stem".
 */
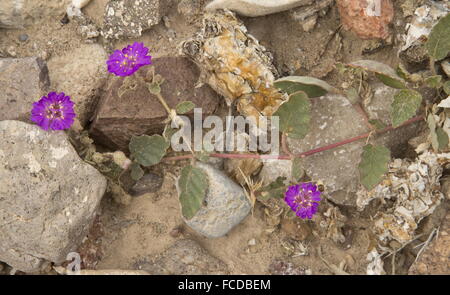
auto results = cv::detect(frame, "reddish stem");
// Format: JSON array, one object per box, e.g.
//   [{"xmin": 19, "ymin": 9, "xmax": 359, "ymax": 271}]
[{"xmin": 162, "ymin": 116, "xmax": 424, "ymax": 162}]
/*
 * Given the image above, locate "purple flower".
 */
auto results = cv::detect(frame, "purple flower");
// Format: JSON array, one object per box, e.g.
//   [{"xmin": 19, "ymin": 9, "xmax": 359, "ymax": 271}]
[
  {"xmin": 31, "ymin": 92, "xmax": 76, "ymax": 131},
  {"xmin": 284, "ymin": 182, "xmax": 321, "ymax": 219},
  {"xmin": 107, "ymin": 42, "xmax": 152, "ymax": 76}
]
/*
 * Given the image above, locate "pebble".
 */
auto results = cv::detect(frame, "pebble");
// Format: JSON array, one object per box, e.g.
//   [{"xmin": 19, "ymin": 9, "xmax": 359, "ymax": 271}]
[{"xmin": 18, "ymin": 34, "xmax": 28, "ymax": 42}]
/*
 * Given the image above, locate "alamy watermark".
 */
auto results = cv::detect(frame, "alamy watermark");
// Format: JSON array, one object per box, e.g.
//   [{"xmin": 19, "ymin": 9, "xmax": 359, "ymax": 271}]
[{"xmin": 170, "ymin": 108, "xmax": 280, "ymax": 154}]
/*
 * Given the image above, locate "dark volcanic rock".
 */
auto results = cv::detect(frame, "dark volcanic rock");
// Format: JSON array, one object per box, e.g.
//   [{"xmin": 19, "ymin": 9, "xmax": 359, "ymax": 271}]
[{"xmin": 90, "ymin": 57, "xmax": 220, "ymax": 151}]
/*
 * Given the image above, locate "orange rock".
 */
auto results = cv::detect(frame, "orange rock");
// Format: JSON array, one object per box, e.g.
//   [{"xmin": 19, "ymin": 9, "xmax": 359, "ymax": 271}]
[{"xmin": 336, "ymin": 0, "xmax": 394, "ymax": 40}]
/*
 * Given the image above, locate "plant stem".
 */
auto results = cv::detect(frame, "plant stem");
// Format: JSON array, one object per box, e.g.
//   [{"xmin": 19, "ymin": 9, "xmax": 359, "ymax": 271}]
[
  {"xmin": 163, "ymin": 116, "xmax": 424, "ymax": 162},
  {"xmin": 155, "ymin": 92, "xmax": 172, "ymax": 115}
]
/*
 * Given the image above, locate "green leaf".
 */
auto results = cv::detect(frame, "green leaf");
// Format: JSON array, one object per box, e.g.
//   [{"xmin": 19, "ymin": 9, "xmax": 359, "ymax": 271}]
[
  {"xmin": 130, "ymin": 162, "xmax": 144, "ymax": 181},
  {"xmin": 443, "ymin": 81, "xmax": 450, "ymax": 95},
  {"xmin": 426, "ymin": 14, "xmax": 450, "ymax": 61},
  {"xmin": 274, "ymin": 91, "xmax": 311, "ymax": 139},
  {"xmin": 257, "ymin": 177, "xmax": 287, "ymax": 200},
  {"xmin": 129, "ymin": 135, "xmax": 169, "ymax": 167},
  {"xmin": 436, "ymin": 127, "xmax": 449, "ymax": 151},
  {"xmin": 147, "ymin": 82, "xmax": 161, "ymax": 95},
  {"xmin": 348, "ymin": 60, "xmax": 407, "ymax": 89},
  {"xmin": 368, "ymin": 119, "xmax": 387, "ymax": 130},
  {"xmin": 359, "ymin": 144, "xmax": 391, "ymax": 190},
  {"xmin": 274, "ymin": 76, "xmax": 336, "ymax": 97},
  {"xmin": 424, "ymin": 75, "xmax": 443, "ymax": 88},
  {"xmin": 396, "ymin": 64, "xmax": 410, "ymax": 81},
  {"xmin": 176, "ymin": 101, "xmax": 195, "ymax": 114},
  {"xmin": 291, "ymin": 158, "xmax": 304, "ymax": 182},
  {"xmin": 178, "ymin": 165, "xmax": 209, "ymax": 219},
  {"xmin": 195, "ymin": 151, "xmax": 211, "ymax": 162},
  {"xmin": 390, "ymin": 89, "xmax": 423, "ymax": 127}
]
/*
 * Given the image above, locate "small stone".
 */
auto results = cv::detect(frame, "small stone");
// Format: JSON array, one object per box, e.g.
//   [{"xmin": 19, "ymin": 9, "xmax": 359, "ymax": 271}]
[
  {"xmin": 90, "ymin": 57, "xmax": 220, "ymax": 151},
  {"xmin": 129, "ymin": 172, "xmax": 164, "ymax": 197},
  {"xmin": 302, "ymin": 15, "xmax": 317, "ymax": 32},
  {"xmin": 18, "ymin": 33, "xmax": 29, "ymax": 42},
  {"xmin": 182, "ymin": 162, "xmax": 252, "ymax": 238},
  {"xmin": 136, "ymin": 239, "xmax": 228, "ymax": 275},
  {"xmin": 6, "ymin": 45, "xmax": 16, "ymax": 57},
  {"xmin": 258, "ymin": 158, "xmax": 292, "ymax": 186},
  {"xmin": 248, "ymin": 238, "xmax": 257, "ymax": 246},
  {"xmin": 0, "ymin": 57, "xmax": 50, "ymax": 122},
  {"xmin": 0, "ymin": 120, "xmax": 107, "ymax": 273}
]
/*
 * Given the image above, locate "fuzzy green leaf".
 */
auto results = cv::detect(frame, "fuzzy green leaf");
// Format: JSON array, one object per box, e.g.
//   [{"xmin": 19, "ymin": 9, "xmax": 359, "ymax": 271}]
[
  {"xmin": 178, "ymin": 165, "xmax": 209, "ymax": 219},
  {"xmin": 274, "ymin": 76, "xmax": 336, "ymax": 97},
  {"xmin": 426, "ymin": 14, "xmax": 450, "ymax": 61},
  {"xmin": 359, "ymin": 144, "xmax": 391, "ymax": 190},
  {"xmin": 176, "ymin": 101, "xmax": 195, "ymax": 114},
  {"xmin": 390, "ymin": 89, "xmax": 423, "ymax": 127},
  {"xmin": 129, "ymin": 135, "xmax": 169, "ymax": 167},
  {"xmin": 348, "ymin": 60, "xmax": 407, "ymax": 89},
  {"xmin": 257, "ymin": 177, "xmax": 287, "ymax": 200},
  {"xmin": 444, "ymin": 81, "xmax": 450, "ymax": 95},
  {"xmin": 436, "ymin": 127, "xmax": 449, "ymax": 151},
  {"xmin": 291, "ymin": 158, "xmax": 304, "ymax": 182},
  {"xmin": 147, "ymin": 82, "xmax": 161, "ymax": 95},
  {"xmin": 130, "ymin": 162, "xmax": 145, "ymax": 181},
  {"xmin": 425, "ymin": 75, "xmax": 443, "ymax": 88},
  {"xmin": 274, "ymin": 91, "xmax": 311, "ymax": 139},
  {"xmin": 369, "ymin": 119, "xmax": 387, "ymax": 130}
]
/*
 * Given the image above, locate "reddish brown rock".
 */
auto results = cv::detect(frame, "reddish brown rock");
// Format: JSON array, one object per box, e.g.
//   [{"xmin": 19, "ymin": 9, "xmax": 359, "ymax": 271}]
[
  {"xmin": 337, "ymin": 0, "xmax": 394, "ymax": 40},
  {"xmin": 409, "ymin": 211, "xmax": 450, "ymax": 275},
  {"xmin": 90, "ymin": 57, "xmax": 220, "ymax": 151}
]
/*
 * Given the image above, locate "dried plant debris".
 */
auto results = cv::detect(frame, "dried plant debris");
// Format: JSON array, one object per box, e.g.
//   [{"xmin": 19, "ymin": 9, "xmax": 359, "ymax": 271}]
[
  {"xmin": 181, "ymin": 11, "xmax": 287, "ymax": 123},
  {"xmin": 318, "ymin": 205, "xmax": 347, "ymax": 244},
  {"xmin": 357, "ymin": 152, "xmax": 448, "ymax": 247},
  {"xmin": 366, "ymin": 249, "xmax": 386, "ymax": 275},
  {"xmin": 401, "ymin": 1, "xmax": 450, "ymax": 52}
]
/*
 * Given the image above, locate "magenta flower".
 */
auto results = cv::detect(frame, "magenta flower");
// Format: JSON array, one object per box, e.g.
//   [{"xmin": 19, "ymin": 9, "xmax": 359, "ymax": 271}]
[
  {"xmin": 285, "ymin": 182, "xmax": 321, "ymax": 219},
  {"xmin": 31, "ymin": 92, "xmax": 76, "ymax": 131},
  {"xmin": 107, "ymin": 42, "xmax": 152, "ymax": 76}
]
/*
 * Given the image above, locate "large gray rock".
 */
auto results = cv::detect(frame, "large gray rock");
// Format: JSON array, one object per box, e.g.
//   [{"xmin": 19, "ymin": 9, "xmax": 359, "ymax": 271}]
[
  {"xmin": 287, "ymin": 89, "xmax": 423, "ymax": 206},
  {"xmin": 182, "ymin": 162, "xmax": 251, "ymax": 238},
  {"xmin": 0, "ymin": 57, "xmax": 50, "ymax": 122},
  {"xmin": 136, "ymin": 239, "xmax": 228, "ymax": 275},
  {"xmin": 0, "ymin": 120, "xmax": 107, "ymax": 272},
  {"xmin": 0, "ymin": 0, "xmax": 70, "ymax": 29},
  {"xmin": 48, "ymin": 44, "xmax": 108, "ymax": 127}
]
